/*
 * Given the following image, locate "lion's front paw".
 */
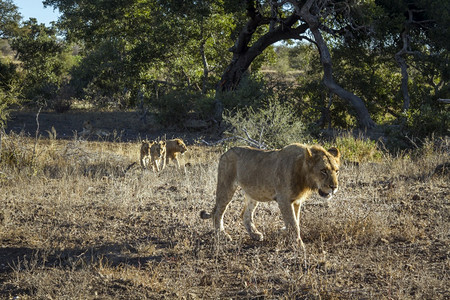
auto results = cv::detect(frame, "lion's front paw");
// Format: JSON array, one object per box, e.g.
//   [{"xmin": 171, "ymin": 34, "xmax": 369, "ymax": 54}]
[
  {"xmin": 297, "ymin": 237, "xmax": 305, "ymax": 250},
  {"xmin": 250, "ymin": 232, "xmax": 264, "ymax": 241},
  {"xmin": 215, "ymin": 230, "xmax": 232, "ymax": 242}
]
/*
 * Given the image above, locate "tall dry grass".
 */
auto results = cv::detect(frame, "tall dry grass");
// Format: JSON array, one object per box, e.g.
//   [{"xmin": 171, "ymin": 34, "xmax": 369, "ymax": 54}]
[{"xmin": 0, "ymin": 132, "xmax": 448, "ymax": 299}]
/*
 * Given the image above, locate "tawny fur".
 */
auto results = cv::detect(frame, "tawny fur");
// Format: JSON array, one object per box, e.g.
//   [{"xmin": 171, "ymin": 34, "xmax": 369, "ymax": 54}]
[
  {"xmin": 140, "ymin": 140, "xmax": 154, "ymax": 169},
  {"xmin": 150, "ymin": 141, "xmax": 166, "ymax": 172},
  {"xmin": 165, "ymin": 138, "xmax": 188, "ymax": 168},
  {"xmin": 200, "ymin": 143, "xmax": 340, "ymax": 248}
]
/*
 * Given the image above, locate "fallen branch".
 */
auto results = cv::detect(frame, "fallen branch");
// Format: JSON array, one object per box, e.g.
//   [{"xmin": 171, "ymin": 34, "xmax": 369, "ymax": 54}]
[
  {"xmin": 201, "ymin": 134, "xmax": 268, "ymax": 149},
  {"xmin": 242, "ymin": 127, "xmax": 268, "ymax": 149},
  {"xmin": 124, "ymin": 162, "xmax": 137, "ymax": 174}
]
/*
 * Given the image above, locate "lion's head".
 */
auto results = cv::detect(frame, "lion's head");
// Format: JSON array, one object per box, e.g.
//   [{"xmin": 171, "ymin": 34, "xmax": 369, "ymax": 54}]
[
  {"xmin": 308, "ymin": 146, "xmax": 340, "ymax": 199},
  {"xmin": 141, "ymin": 140, "xmax": 153, "ymax": 156},
  {"xmin": 174, "ymin": 139, "xmax": 188, "ymax": 154}
]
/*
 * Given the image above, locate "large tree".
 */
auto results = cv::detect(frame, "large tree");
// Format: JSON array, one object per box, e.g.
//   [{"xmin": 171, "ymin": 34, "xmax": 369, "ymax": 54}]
[
  {"xmin": 374, "ymin": 0, "xmax": 450, "ymax": 113},
  {"xmin": 44, "ymin": 0, "xmax": 234, "ymax": 100},
  {"xmin": 0, "ymin": 0, "xmax": 22, "ymax": 39},
  {"xmin": 10, "ymin": 19, "xmax": 74, "ymax": 103},
  {"xmin": 216, "ymin": 0, "xmax": 377, "ymax": 128}
]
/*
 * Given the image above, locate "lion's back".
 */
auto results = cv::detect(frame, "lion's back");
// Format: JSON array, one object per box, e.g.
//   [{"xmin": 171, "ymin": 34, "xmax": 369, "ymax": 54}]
[
  {"xmin": 218, "ymin": 144, "xmax": 311, "ymax": 197},
  {"xmin": 223, "ymin": 144, "xmax": 307, "ymax": 173},
  {"xmin": 219, "ymin": 146, "xmax": 281, "ymax": 191}
]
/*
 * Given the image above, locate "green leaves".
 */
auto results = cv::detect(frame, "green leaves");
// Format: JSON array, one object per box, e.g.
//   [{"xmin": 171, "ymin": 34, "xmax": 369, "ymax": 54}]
[
  {"xmin": 43, "ymin": 0, "xmax": 235, "ymax": 100},
  {"xmin": 0, "ymin": 0, "xmax": 22, "ymax": 38},
  {"xmin": 10, "ymin": 19, "xmax": 74, "ymax": 104}
]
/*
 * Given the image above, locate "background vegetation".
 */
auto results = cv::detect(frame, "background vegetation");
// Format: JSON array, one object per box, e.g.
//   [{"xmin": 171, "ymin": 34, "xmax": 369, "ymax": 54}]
[{"xmin": 0, "ymin": 0, "xmax": 448, "ymax": 145}]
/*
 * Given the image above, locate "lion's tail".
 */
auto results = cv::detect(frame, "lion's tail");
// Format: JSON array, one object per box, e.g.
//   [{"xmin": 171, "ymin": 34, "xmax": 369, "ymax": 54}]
[{"xmin": 200, "ymin": 210, "xmax": 212, "ymax": 219}]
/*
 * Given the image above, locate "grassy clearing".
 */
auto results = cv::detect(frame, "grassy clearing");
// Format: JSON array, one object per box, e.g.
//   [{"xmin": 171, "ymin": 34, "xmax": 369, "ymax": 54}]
[{"xmin": 0, "ymin": 133, "xmax": 449, "ymax": 299}]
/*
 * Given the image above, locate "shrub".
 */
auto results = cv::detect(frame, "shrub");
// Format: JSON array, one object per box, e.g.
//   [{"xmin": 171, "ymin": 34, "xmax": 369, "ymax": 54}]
[
  {"xmin": 217, "ymin": 74, "xmax": 267, "ymax": 111},
  {"xmin": 223, "ymin": 99, "xmax": 310, "ymax": 149},
  {"xmin": 0, "ymin": 57, "xmax": 22, "ymax": 128},
  {"xmin": 405, "ymin": 105, "xmax": 449, "ymax": 138},
  {"xmin": 0, "ymin": 88, "xmax": 20, "ymax": 129},
  {"xmin": 326, "ymin": 133, "xmax": 383, "ymax": 163}
]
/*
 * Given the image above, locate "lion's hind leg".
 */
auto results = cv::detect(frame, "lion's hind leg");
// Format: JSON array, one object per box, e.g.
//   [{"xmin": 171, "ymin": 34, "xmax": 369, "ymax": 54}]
[
  {"xmin": 211, "ymin": 180, "xmax": 237, "ymax": 241},
  {"xmin": 209, "ymin": 154, "xmax": 239, "ymax": 240},
  {"xmin": 241, "ymin": 195, "xmax": 263, "ymax": 241}
]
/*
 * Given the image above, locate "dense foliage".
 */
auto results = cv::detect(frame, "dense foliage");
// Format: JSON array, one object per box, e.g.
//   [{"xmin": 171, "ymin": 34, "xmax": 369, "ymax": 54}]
[{"xmin": 0, "ymin": 0, "xmax": 448, "ymax": 141}]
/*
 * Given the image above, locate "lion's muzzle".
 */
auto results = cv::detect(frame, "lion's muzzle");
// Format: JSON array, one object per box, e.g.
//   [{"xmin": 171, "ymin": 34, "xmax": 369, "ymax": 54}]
[
  {"xmin": 318, "ymin": 187, "xmax": 338, "ymax": 199},
  {"xmin": 200, "ymin": 210, "xmax": 211, "ymax": 219}
]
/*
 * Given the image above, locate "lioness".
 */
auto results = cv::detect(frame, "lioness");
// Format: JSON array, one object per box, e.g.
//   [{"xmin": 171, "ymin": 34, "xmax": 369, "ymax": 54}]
[
  {"xmin": 140, "ymin": 140, "xmax": 154, "ymax": 169},
  {"xmin": 200, "ymin": 143, "xmax": 340, "ymax": 248},
  {"xmin": 150, "ymin": 141, "xmax": 166, "ymax": 172},
  {"xmin": 165, "ymin": 138, "xmax": 188, "ymax": 168},
  {"xmin": 80, "ymin": 120, "xmax": 110, "ymax": 138}
]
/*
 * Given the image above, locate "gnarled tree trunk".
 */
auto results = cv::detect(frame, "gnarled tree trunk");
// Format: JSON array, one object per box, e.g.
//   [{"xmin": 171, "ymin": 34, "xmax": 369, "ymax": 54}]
[
  {"xmin": 214, "ymin": 10, "xmax": 307, "ymax": 122},
  {"xmin": 395, "ymin": 8, "xmax": 415, "ymax": 113},
  {"xmin": 217, "ymin": 9, "xmax": 307, "ymax": 92},
  {"xmin": 298, "ymin": 0, "xmax": 376, "ymax": 129},
  {"xmin": 216, "ymin": 0, "xmax": 376, "ymax": 129}
]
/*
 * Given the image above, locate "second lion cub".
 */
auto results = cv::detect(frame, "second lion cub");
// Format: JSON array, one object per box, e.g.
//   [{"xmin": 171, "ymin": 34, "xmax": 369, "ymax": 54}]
[{"xmin": 140, "ymin": 140, "xmax": 166, "ymax": 171}]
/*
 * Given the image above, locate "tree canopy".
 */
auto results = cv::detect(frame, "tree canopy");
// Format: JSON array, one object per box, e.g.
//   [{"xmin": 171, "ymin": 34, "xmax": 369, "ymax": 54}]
[
  {"xmin": 0, "ymin": 0, "xmax": 21, "ymax": 38},
  {"xmin": 0, "ymin": 0, "xmax": 448, "ymax": 134}
]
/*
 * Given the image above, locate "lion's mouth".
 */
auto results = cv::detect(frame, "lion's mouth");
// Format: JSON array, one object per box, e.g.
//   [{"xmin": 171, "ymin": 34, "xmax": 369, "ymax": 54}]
[{"xmin": 318, "ymin": 189, "xmax": 332, "ymax": 199}]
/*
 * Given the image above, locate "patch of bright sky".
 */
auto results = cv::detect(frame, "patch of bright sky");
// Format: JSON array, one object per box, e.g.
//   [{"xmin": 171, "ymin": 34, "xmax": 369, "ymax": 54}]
[{"xmin": 13, "ymin": 0, "xmax": 61, "ymax": 26}]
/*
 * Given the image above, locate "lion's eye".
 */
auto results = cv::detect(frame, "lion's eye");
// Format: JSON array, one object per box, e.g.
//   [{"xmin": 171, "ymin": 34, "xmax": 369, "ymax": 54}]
[{"xmin": 321, "ymin": 169, "xmax": 327, "ymax": 176}]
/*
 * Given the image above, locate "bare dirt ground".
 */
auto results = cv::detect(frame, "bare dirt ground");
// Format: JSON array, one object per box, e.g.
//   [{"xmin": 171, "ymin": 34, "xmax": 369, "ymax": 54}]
[
  {"xmin": 0, "ymin": 110, "xmax": 449, "ymax": 299},
  {"xmin": 5, "ymin": 109, "xmax": 216, "ymax": 143}
]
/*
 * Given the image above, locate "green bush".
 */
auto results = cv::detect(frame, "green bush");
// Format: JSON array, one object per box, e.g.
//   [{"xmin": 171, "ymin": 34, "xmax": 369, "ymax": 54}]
[
  {"xmin": 223, "ymin": 99, "xmax": 310, "ymax": 149},
  {"xmin": 217, "ymin": 74, "xmax": 267, "ymax": 110},
  {"xmin": 405, "ymin": 105, "xmax": 449, "ymax": 138},
  {"xmin": 326, "ymin": 133, "xmax": 383, "ymax": 163},
  {"xmin": 0, "ymin": 56, "xmax": 22, "ymax": 127}
]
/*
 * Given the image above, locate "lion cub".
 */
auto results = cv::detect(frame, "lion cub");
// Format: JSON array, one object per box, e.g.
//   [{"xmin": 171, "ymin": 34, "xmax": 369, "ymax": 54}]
[
  {"xmin": 151, "ymin": 141, "xmax": 166, "ymax": 171},
  {"xmin": 140, "ymin": 140, "xmax": 167, "ymax": 171},
  {"xmin": 140, "ymin": 140, "xmax": 154, "ymax": 169},
  {"xmin": 165, "ymin": 138, "xmax": 188, "ymax": 168}
]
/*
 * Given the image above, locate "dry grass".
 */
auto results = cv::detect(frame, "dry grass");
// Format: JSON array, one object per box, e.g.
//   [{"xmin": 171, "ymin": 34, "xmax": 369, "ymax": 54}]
[{"xmin": 0, "ymin": 133, "xmax": 449, "ymax": 299}]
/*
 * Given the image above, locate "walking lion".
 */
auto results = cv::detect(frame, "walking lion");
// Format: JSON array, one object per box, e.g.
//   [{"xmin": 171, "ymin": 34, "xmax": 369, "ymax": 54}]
[{"xmin": 200, "ymin": 143, "xmax": 340, "ymax": 248}]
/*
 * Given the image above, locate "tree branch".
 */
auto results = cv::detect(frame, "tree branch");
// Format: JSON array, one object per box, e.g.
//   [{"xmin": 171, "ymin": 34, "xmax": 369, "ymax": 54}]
[{"xmin": 296, "ymin": 0, "xmax": 376, "ymax": 129}]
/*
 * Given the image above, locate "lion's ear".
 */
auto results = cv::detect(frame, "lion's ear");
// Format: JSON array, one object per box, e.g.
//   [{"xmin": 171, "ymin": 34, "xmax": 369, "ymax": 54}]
[{"xmin": 327, "ymin": 147, "xmax": 340, "ymax": 159}]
